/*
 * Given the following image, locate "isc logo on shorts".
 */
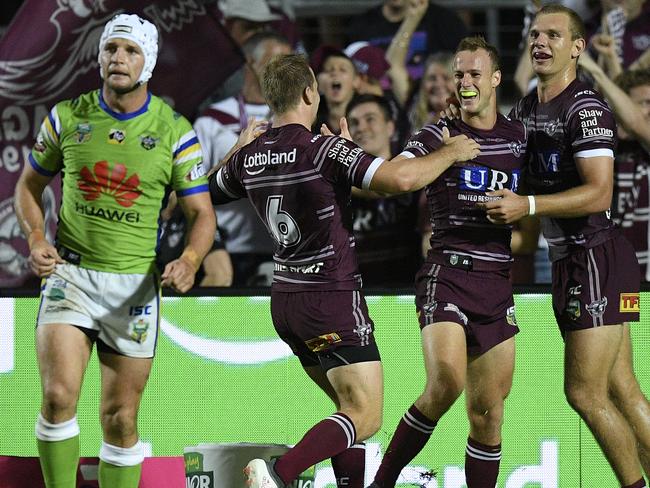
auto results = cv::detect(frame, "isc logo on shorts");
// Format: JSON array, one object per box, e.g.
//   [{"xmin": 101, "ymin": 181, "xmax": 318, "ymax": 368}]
[{"xmin": 620, "ymin": 293, "xmax": 640, "ymax": 312}]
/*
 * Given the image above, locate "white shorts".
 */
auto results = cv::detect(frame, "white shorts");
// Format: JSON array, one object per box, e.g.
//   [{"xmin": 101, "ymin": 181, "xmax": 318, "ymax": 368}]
[{"xmin": 37, "ymin": 264, "xmax": 160, "ymax": 358}]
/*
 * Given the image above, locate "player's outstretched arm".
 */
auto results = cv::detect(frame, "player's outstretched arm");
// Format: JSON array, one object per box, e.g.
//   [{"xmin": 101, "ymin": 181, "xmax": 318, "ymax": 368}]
[
  {"xmin": 14, "ymin": 164, "xmax": 64, "ymax": 277},
  {"xmin": 369, "ymin": 127, "xmax": 480, "ymax": 194}
]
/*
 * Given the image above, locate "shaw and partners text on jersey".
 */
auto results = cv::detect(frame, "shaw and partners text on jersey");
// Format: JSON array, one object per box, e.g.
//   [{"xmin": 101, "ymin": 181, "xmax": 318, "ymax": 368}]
[{"xmin": 579, "ymin": 109, "xmax": 614, "ymax": 138}]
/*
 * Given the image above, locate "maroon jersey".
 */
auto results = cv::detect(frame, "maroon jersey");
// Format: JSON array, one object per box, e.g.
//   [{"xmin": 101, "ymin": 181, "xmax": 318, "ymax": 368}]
[
  {"xmin": 401, "ymin": 114, "xmax": 527, "ymax": 271},
  {"xmin": 510, "ymin": 79, "xmax": 618, "ymax": 261},
  {"xmin": 612, "ymin": 139, "xmax": 650, "ymax": 280},
  {"xmin": 209, "ymin": 123, "xmax": 385, "ymax": 291}
]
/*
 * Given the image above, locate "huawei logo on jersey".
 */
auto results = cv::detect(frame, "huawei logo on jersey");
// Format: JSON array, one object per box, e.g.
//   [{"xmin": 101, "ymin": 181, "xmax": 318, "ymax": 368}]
[{"xmin": 78, "ymin": 161, "xmax": 142, "ymax": 207}]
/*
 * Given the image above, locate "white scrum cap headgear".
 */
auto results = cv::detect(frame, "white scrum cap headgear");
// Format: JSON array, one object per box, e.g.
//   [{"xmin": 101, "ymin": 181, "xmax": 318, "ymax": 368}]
[{"xmin": 98, "ymin": 14, "xmax": 159, "ymax": 84}]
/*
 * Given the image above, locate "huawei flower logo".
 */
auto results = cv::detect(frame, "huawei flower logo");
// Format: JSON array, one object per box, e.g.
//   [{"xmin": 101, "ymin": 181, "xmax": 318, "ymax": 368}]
[{"xmin": 78, "ymin": 161, "xmax": 141, "ymax": 207}]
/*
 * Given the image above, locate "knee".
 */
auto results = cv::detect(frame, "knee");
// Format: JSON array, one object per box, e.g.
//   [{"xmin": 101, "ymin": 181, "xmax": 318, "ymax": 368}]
[
  {"xmin": 564, "ymin": 381, "xmax": 604, "ymax": 416},
  {"xmin": 421, "ymin": 371, "xmax": 464, "ymax": 413},
  {"xmin": 345, "ymin": 397, "xmax": 383, "ymax": 441},
  {"xmin": 100, "ymin": 405, "xmax": 138, "ymax": 438},
  {"xmin": 41, "ymin": 382, "xmax": 79, "ymax": 418},
  {"xmin": 467, "ymin": 401, "xmax": 504, "ymax": 433}
]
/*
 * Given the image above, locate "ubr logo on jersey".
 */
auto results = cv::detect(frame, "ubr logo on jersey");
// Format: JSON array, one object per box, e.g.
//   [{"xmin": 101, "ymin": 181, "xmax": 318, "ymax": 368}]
[
  {"xmin": 459, "ymin": 166, "xmax": 520, "ymax": 192},
  {"xmin": 78, "ymin": 161, "xmax": 141, "ymax": 207},
  {"xmin": 244, "ymin": 148, "xmax": 296, "ymax": 175}
]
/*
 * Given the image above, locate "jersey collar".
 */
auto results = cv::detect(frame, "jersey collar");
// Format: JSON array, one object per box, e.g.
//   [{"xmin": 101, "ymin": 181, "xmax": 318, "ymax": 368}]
[{"xmin": 98, "ymin": 90, "xmax": 152, "ymax": 121}]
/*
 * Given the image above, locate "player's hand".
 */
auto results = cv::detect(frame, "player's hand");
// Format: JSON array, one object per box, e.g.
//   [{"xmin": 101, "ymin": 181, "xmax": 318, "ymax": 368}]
[
  {"xmin": 238, "ymin": 117, "xmax": 268, "ymax": 147},
  {"xmin": 442, "ymin": 126, "xmax": 480, "ymax": 162},
  {"xmin": 478, "ymin": 189, "xmax": 529, "ymax": 224},
  {"xmin": 439, "ymin": 96, "xmax": 461, "ymax": 120},
  {"xmin": 161, "ymin": 257, "xmax": 197, "ymax": 293},
  {"xmin": 29, "ymin": 238, "xmax": 65, "ymax": 277},
  {"xmin": 321, "ymin": 118, "xmax": 352, "ymax": 141}
]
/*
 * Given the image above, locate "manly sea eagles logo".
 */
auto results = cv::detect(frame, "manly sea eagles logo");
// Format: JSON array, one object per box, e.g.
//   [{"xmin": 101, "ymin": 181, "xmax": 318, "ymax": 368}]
[
  {"xmin": 543, "ymin": 118, "xmax": 561, "ymax": 136},
  {"xmin": 508, "ymin": 141, "xmax": 523, "ymax": 157}
]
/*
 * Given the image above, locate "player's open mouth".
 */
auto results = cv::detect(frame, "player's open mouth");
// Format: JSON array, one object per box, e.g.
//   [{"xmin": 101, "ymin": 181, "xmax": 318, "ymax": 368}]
[{"xmin": 533, "ymin": 51, "xmax": 552, "ymax": 61}]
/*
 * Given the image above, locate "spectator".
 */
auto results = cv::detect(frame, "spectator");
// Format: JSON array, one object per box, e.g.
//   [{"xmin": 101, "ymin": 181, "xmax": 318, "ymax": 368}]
[
  {"xmin": 158, "ymin": 202, "xmax": 233, "ymax": 287},
  {"xmin": 408, "ymin": 52, "xmax": 455, "ymax": 131},
  {"xmin": 194, "ymin": 31, "xmax": 292, "ymax": 286},
  {"xmin": 345, "ymin": 41, "xmax": 411, "ymax": 152},
  {"xmin": 347, "ymin": 94, "xmax": 421, "ymax": 287},
  {"xmin": 208, "ymin": 0, "xmax": 301, "ymax": 104},
  {"xmin": 587, "ymin": 0, "xmax": 650, "ymax": 77},
  {"xmin": 346, "ymin": 0, "xmax": 468, "ymax": 81},
  {"xmin": 311, "ymin": 47, "xmax": 359, "ymax": 134}
]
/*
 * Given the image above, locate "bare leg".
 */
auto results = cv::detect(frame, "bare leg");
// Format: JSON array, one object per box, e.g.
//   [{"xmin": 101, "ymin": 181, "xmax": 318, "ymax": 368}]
[
  {"xmin": 37, "ymin": 324, "xmax": 93, "ymax": 422},
  {"xmin": 415, "ymin": 322, "xmax": 467, "ymax": 419},
  {"xmin": 564, "ymin": 325, "xmax": 643, "ymax": 485},
  {"xmin": 464, "ymin": 337, "xmax": 515, "ymax": 488},
  {"xmin": 98, "ymin": 350, "xmax": 153, "ymax": 447},
  {"xmin": 373, "ymin": 322, "xmax": 466, "ymax": 488},
  {"xmin": 609, "ymin": 324, "xmax": 650, "ymax": 477}
]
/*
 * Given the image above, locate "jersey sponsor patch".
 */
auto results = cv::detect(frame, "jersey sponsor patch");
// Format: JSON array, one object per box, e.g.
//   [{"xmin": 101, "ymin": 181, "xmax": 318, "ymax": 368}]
[
  {"xmin": 139, "ymin": 135, "xmax": 158, "ymax": 150},
  {"xmin": 78, "ymin": 161, "xmax": 142, "ymax": 208},
  {"xmin": 305, "ymin": 332, "xmax": 342, "ymax": 352},
  {"xmin": 74, "ymin": 123, "xmax": 92, "ymax": 143},
  {"xmin": 108, "ymin": 128, "xmax": 126, "ymax": 144},
  {"xmin": 186, "ymin": 162, "xmax": 206, "ymax": 181},
  {"xmin": 578, "ymin": 109, "xmax": 614, "ymax": 139},
  {"xmin": 620, "ymin": 293, "xmax": 640, "ymax": 312}
]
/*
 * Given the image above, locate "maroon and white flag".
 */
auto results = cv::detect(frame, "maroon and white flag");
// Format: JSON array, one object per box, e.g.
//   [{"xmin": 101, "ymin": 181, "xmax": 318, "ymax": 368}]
[{"xmin": 0, "ymin": 0, "xmax": 244, "ymax": 288}]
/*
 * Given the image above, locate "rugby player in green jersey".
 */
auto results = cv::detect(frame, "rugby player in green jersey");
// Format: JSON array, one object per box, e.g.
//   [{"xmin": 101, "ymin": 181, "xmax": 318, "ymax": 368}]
[{"xmin": 14, "ymin": 14, "xmax": 215, "ymax": 488}]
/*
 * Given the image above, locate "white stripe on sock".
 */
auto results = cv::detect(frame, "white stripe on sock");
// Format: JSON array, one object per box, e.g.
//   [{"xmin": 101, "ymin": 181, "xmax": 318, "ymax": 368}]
[
  {"xmin": 403, "ymin": 411, "xmax": 435, "ymax": 434},
  {"xmin": 466, "ymin": 443, "xmax": 501, "ymax": 461},
  {"xmin": 327, "ymin": 414, "xmax": 356, "ymax": 448}
]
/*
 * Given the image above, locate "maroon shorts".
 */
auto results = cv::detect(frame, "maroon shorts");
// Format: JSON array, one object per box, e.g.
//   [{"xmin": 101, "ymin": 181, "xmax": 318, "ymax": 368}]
[
  {"xmin": 552, "ymin": 234, "xmax": 640, "ymax": 334},
  {"xmin": 414, "ymin": 263, "xmax": 519, "ymax": 356},
  {"xmin": 271, "ymin": 289, "xmax": 380, "ymax": 370}
]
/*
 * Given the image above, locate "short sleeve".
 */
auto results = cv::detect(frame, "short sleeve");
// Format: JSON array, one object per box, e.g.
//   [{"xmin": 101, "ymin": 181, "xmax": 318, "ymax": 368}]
[
  {"xmin": 29, "ymin": 104, "xmax": 64, "ymax": 176},
  {"xmin": 566, "ymin": 95, "xmax": 616, "ymax": 159},
  {"xmin": 170, "ymin": 117, "xmax": 209, "ymax": 197},
  {"xmin": 316, "ymin": 135, "xmax": 384, "ymax": 190}
]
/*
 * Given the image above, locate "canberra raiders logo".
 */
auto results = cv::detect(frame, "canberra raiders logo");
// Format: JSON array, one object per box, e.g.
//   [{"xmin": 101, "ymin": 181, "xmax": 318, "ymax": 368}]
[{"xmin": 140, "ymin": 135, "xmax": 158, "ymax": 150}]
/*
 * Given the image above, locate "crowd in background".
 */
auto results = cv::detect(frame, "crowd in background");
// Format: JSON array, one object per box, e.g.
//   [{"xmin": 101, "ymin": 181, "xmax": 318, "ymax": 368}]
[{"xmin": 3, "ymin": 0, "xmax": 650, "ymax": 288}]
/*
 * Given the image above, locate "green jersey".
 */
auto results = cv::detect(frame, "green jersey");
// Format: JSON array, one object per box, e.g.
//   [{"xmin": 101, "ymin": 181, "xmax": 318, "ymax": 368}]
[{"xmin": 30, "ymin": 90, "xmax": 208, "ymax": 274}]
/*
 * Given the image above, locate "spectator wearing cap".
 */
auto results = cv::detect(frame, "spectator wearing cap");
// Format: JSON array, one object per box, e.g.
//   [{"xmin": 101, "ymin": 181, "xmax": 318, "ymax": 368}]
[
  {"xmin": 347, "ymin": 0, "xmax": 467, "ymax": 82},
  {"xmin": 311, "ymin": 47, "xmax": 360, "ymax": 134},
  {"xmin": 208, "ymin": 0, "xmax": 302, "ymax": 104},
  {"xmin": 345, "ymin": 41, "xmax": 411, "ymax": 152}
]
